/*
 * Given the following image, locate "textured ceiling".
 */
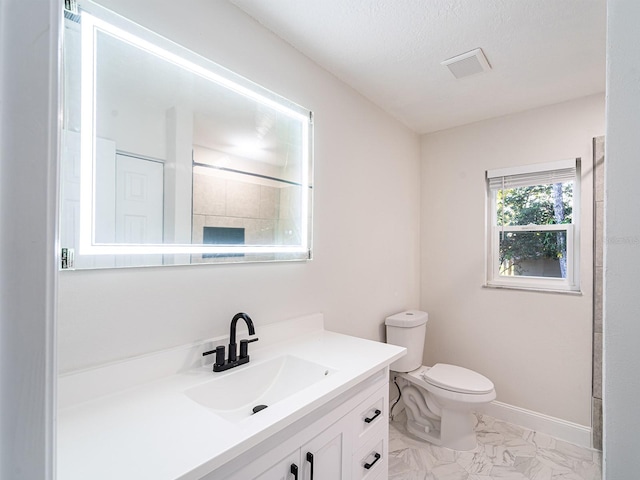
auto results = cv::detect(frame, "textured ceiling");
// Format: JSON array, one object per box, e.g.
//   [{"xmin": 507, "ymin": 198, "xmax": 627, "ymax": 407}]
[{"xmin": 228, "ymin": 0, "xmax": 606, "ymax": 134}]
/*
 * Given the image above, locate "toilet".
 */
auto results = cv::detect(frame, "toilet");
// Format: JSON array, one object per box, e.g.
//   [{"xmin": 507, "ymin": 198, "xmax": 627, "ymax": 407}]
[{"xmin": 385, "ymin": 310, "xmax": 496, "ymax": 451}]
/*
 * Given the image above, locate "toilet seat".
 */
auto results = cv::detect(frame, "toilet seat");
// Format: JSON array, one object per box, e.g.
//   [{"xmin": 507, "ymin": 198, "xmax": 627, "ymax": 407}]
[
  {"xmin": 403, "ymin": 365, "xmax": 495, "ymax": 404},
  {"xmin": 398, "ymin": 364, "xmax": 496, "ymax": 450},
  {"xmin": 421, "ymin": 363, "xmax": 494, "ymax": 395}
]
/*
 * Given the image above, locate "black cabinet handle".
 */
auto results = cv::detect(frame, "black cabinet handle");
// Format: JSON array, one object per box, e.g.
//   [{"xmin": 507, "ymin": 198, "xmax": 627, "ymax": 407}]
[
  {"xmin": 306, "ymin": 452, "xmax": 314, "ymax": 480},
  {"xmin": 290, "ymin": 463, "xmax": 298, "ymax": 480},
  {"xmin": 364, "ymin": 409, "xmax": 382, "ymax": 423},
  {"xmin": 363, "ymin": 452, "xmax": 381, "ymax": 470}
]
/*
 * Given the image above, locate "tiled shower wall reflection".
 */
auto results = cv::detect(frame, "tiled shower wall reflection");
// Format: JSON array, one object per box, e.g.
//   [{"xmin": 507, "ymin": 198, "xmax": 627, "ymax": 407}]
[
  {"xmin": 592, "ymin": 136, "xmax": 604, "ymax": 450},
  {"xmin": 191, "ymin": 172, "xmax": 301, "ymax": 263}
]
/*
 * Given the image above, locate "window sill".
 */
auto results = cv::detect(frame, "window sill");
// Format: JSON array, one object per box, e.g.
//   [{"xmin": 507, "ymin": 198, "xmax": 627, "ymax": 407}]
[{"xmin": 483, "ymin": 283, "xmax": 582, "ymax": 295}]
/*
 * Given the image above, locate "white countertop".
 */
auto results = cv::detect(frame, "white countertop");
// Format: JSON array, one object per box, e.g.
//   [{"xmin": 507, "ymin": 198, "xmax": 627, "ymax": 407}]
[{"xmin": 57, "ymin": 314, "xmax": 405, "ymax": 479}]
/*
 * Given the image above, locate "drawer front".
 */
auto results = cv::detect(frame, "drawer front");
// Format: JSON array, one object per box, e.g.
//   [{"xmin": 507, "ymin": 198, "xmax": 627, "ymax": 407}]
[
  {"xmin": 352, "ymin": 384, "xmax": 388, "ymax": 449},
  {"xmin": 351, "ymin": 433, "xmax": 387, "ymax": 480}
]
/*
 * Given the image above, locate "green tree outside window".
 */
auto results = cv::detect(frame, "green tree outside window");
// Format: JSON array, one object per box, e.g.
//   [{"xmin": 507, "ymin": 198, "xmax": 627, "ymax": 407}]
[{"xmin": 497, "ymin": 182, "xmax": 573, "ymax": 278}]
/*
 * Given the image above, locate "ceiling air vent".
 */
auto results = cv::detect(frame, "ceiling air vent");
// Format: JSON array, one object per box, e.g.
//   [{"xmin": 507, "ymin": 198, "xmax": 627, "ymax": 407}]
[{"xmin": 441, "ymin": 48, "xmax": 491, "ymax": 79}]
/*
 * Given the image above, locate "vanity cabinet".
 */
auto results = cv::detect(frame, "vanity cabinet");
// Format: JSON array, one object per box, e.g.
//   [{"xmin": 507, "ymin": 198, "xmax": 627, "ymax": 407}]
[
  {"xmin": 242, "ymin": 419, "xmax": 349, "ymax": 480},
  {"xmin": 218, "ymin": 372, "xmax": 389, "ymax": 480},
  {"xmin": 57, "ymin": 316, "xmax": 406, "ymax": 480}
]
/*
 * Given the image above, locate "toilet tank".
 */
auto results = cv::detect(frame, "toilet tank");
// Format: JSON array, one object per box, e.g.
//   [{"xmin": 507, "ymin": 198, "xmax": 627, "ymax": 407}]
[{"xmin": 385, "ymin": 310, "xmax": 428, "ymax": 372}]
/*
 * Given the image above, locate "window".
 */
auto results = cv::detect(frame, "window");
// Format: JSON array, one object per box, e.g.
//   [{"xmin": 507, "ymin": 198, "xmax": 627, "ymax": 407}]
[{"xmin": 486, "ymin": 159, "xmax": 581, "ymax": 292}]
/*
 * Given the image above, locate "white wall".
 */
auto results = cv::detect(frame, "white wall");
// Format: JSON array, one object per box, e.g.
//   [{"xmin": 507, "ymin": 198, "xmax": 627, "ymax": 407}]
[
  {"xmin": 57, "ymin": 0, "xmax": 421, "ymax": 372},
  {"xmin": 420, "ymin": 94, "xmax": 605, "ymax": 426},
  {"xmin": 0, "ymin": 1, "xmax": 59, "ymax": 478},
  {"xmin": 604, "ymin": 1, "xmax": 640, "ymax": 476}
]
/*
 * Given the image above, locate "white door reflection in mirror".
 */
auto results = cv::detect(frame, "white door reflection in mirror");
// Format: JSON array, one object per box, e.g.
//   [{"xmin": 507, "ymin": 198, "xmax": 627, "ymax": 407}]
[
  {"xmin": 113, "ymin": 154, "xmax": 163, "ymax": 267},
  {"xmin": 59, "ymin": 4, "xmax": 313, "ymax": 269}
]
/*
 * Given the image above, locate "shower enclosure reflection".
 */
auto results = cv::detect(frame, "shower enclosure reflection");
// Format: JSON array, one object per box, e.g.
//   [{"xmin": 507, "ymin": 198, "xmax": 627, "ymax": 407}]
[{"xmin": 59, "ymin": 5, "xmax": 313, "ymax": 269}]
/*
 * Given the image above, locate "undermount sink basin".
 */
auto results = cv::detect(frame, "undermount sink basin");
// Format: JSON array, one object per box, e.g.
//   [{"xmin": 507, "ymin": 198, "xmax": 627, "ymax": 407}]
[{"xmin": 185, "ymin": 355, "xmax": 335, "ymax": 422}]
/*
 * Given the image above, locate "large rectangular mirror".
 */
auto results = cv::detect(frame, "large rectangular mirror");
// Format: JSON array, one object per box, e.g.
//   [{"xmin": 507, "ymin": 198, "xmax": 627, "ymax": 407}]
[{"xmin": 60, "ymin": 4, "xmax": 313, "ymax": 269}]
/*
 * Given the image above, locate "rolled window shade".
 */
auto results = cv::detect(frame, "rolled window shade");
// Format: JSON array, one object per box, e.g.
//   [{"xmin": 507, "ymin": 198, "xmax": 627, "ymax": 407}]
[{"xmin": 487, "ymin": 159, "xmax": 578, "ymax": 190}]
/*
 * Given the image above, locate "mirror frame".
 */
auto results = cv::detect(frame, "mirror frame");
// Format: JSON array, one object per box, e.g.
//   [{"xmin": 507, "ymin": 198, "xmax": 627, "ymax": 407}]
[{"xmin": 68, "ymin": 6, "xmax": 313, "ymax": 265}]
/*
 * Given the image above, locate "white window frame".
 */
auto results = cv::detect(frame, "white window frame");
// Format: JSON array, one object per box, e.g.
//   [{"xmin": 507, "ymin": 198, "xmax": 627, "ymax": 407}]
[{"xmin": 485, "ymin": 159, "xmax": 581, "ymax": 293}]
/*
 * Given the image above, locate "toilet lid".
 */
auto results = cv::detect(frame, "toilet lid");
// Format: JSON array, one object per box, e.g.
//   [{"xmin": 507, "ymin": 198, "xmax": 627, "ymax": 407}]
[{"xmin": 421, "ymin": 363, "xmax": 494, "ymax": 394}]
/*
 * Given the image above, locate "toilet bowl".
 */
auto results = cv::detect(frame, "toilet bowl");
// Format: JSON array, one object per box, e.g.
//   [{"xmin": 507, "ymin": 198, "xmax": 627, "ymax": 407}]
[
  {"xmin": 397, "ymin": 363, "xmax": 496, "ymax": 450},
  {"xmin": 385, "ymin": 311, "xmax": 496, "ymax": 451}
]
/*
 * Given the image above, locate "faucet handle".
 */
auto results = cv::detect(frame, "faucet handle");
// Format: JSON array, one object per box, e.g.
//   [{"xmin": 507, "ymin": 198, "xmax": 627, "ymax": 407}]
[
  {"xmin": 203, "ymin": 345, "xmax": 226, "ymax": 369},
  {"xmin": 239, "ymin": 337, "xmax": 259, "ymax": 359},
  {"xmin": 214, "ymin": 345, "xmax": 226, "ymax": 367}
]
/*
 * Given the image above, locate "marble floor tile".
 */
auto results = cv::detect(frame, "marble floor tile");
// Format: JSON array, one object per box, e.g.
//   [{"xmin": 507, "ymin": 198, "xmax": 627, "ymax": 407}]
[
  {"xmin": 388, "ymin": 411, "xmax": 601, "ymax": 480},
  {"xmin": 483, "ymin": 444, "xmax": 517, "ymax": 466},
  {"xmin": 488, "ymin": 465, "xmax": 528, "ymax": 478},
  {"xmin": 430, "ymin": 462, "xmax": 470, "ymax": 480},
  {"xmin": 535, "ymin": 448, "xmax": 575, "ymax": 473},
  {"xmin": 554, "ymin": 440, "xmax": 595, "ymax": 463},
  {"xmin": 522, "ymin": 431, "xmax": 556, "ymax": 450},
  {"xmin": 476, "ymin": 431, "xmax": 506, "ymax": 446},
  {"xmin": 514, "ymin": 457, "xmax": 554, "ymax": 480},
  {"xmin": 457, "ymin": 449, "xmax": 494, "ymax": 475}
]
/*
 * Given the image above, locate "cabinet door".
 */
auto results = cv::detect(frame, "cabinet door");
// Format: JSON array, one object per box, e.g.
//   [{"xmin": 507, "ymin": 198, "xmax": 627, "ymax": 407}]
[
  {"xmin": 254, "ymin": 450, "xmax": 301, "ymax": 480},
  {"xmin": 301, "ymin": 420, "xmax": 351, "ymax": 480},
  {"xmin": 225, "ymin": 450, "xmax": 300, "ymax": 480}
]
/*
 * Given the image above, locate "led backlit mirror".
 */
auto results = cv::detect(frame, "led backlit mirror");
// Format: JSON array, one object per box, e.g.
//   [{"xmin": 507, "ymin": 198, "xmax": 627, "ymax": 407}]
[{"xmin": 60, "ymin": 5, "xmax": 313, "ymax": 269}]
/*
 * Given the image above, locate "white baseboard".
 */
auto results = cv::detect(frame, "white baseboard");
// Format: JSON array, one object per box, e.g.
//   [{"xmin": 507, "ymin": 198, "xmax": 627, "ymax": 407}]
[{"xmin": 478, "ymin": 400, "xmax": 592, "ymax": 449}]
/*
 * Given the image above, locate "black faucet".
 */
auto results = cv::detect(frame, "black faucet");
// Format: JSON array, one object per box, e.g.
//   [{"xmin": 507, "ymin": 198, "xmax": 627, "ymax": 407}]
[{"xmin": 202, "ymin": 312, "xmax": 259, "ymax": 372}]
